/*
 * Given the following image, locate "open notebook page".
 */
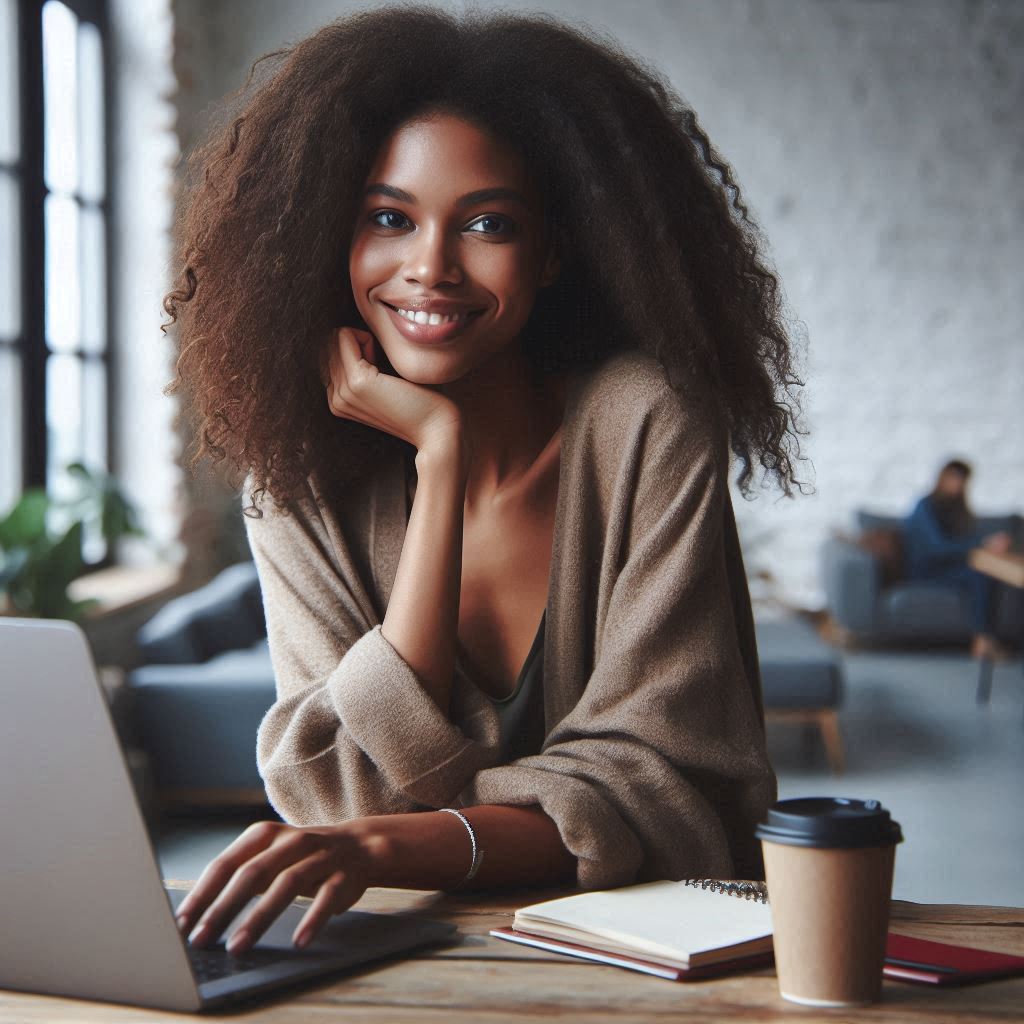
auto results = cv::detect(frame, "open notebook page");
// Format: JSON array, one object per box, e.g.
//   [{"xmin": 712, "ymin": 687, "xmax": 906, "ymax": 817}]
[{"xmin": 513, "ymin": 880, "xmax": 773, "ymax": 966}]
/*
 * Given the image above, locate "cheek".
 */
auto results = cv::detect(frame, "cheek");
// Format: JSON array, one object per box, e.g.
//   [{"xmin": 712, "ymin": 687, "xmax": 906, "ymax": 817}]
[
  {"xmin": 348, "ymin": 233, "xmax": 394, "ymax": 299},
  {"xmin": 471, "ymin": 244, "xmax": 541, "ymax": 311}
]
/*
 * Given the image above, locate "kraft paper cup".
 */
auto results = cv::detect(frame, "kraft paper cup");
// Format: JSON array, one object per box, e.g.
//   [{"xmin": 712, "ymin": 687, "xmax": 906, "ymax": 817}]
[{"xmin": 756, "ymin": 797, "xmax": 903, "ymax": 1008}]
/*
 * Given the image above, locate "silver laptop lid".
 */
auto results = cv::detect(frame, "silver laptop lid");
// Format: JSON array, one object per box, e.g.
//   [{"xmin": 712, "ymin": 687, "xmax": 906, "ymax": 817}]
[{"xmin": 0, "ymin": 618, "xmax": 202, "ymax": 1012}]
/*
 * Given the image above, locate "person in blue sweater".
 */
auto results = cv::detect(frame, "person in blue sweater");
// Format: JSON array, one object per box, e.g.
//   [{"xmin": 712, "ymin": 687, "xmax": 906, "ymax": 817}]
[{"xmin": 903, "ymin": 459, "xmax": 1012, "ymax": 658}]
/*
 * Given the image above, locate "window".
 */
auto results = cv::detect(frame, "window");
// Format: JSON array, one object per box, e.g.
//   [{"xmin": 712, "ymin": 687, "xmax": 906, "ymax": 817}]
[
  {"xmin": 3, "ymin": 0, "xmax": 112, "ymax": 564},
  {"xmin": 0, "ymin": 0, "xmax": 22, "ymax": 514}
]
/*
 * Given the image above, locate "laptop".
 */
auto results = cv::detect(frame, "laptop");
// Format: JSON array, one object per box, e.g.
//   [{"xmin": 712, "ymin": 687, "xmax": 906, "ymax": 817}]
[{"xmin": 0, "ymin": 617, "xmax": 457, "ymax": 1012}]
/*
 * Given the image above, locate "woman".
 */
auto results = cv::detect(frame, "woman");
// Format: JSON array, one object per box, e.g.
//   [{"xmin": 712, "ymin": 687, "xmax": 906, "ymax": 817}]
[
  {"xmin": 163, "ymin": 5, "xmax": 804, "ymax": 956},
  {"xmin": 904, "ymin": 459, "xmax": 1012, "ymax": 658}
]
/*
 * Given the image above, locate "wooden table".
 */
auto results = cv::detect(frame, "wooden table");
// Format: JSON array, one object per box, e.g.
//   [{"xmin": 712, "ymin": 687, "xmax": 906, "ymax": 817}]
[
  {"xmin": 968, "ymin": 547, "xmax": 1024, "ymax": 718},
  {"xmin": 969, "ymin": 548, "xmax": 1024, "ymax": 590},
  {"xmin": 2, "ymin": 882, "xmax": 1022, "ymax": 1021}
]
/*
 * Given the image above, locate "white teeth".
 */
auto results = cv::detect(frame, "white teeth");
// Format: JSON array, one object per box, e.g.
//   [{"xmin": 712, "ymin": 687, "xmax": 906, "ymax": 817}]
[{"xmin": 393, "ymin": 306, "xmax": 469, "ymax": 324}]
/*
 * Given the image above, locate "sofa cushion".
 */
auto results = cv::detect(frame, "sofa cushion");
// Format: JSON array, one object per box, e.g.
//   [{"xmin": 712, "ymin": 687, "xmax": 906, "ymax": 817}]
[
  {"xmin": 136, "ymin": 561, "xmax": 265, "ymax": 664},
  {"xmin": 857, "ymin": 509, "xmax": 1017, "ymax": 539},
  {"xmin": 755, "ymin": 618, "xmax": 843, "ymax": 709},
  {"xmin": 878, "ymin": 583, "xmax": 969, "ymax": 637},
  {"xmin": 127, "ymin": 637, "xmax": 275, "ymax": 790},
  {"xmin": 856, "ymin": 528, "xmax": 904, "ymax": 585},
  {"xmin": 857, "ymin": 510, "xmax": 904, "ymax": 534}
]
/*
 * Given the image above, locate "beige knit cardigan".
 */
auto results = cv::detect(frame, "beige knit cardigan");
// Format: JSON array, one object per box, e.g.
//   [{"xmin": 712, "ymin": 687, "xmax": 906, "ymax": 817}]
[{"xmin": 246, "ymin": 349, "xmax": 777, "ymax": 889}]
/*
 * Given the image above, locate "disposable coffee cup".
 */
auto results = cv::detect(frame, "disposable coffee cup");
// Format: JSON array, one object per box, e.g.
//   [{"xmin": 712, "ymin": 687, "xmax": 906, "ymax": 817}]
[{"xmin": 755, "ymin": 797, "xmax": 903, "ymax": 1008}]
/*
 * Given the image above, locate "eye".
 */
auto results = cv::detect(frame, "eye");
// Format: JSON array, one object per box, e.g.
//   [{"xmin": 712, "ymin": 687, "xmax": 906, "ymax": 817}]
[
  {"xmin": 466, "ymin": 214, "xmax": 513, "ymax": 236},
  {"xmin": 370, "ymin": 209, "xmax": 411, "ymax": 230}
]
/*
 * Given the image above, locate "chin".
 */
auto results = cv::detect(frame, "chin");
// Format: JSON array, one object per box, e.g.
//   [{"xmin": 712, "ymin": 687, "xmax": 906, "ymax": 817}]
[{"xmin": 384, "ymin": 345, "xmax": 470, "ymax": 386}]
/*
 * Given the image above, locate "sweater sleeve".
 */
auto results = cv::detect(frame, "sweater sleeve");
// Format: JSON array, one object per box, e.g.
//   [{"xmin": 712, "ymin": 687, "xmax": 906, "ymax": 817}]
[
  {"xmin": 903, "ymin": 497, "xmax": 977, "ymax": 570},
  {"xmin": 245, "ymin": 481, "xmax": 499, "ymax": 824},
  {"xmin": 458, "ymin": 385, "xmax": 777, "ymax": 889}
]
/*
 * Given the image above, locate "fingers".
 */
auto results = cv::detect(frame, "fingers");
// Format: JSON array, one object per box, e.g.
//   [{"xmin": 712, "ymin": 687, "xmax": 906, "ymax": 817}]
[
  {"xmin": 175, "ymin": 821, "xmax": 281, "ymax": 937},
  {"xmin": 356, "ymin": 329, "xmax": 378, "ymax": 367},
  {"xmin": 186, "ymin": 830, "xmax": 323, "ymax": 949},
  {"xmin": 326, "ymin": 328, "xmax": 393, "ymax": 431},
  {"xmin": 327, "ymin": 329, "xmax": 366, "ymax": 399},
  {"xmin": 336, "ymin": 326, "xmax": 377, "ymax": 380},
  {"xmin": 227, "ymin": 860, "xmax": 358, "ymax": 955},
  {"xmin": 175, "ymin": 820, "xmax": 374, "ymax": 958},
  {"xmin": 290, "ymin": 869, "xmax": 364, "ymax": 950},
  {"xmin": 320, "ymin": 325, "xmax": 461, "ymax": 449},
  {"xmin": 223, "ymin": 849, "xmax": 335, "ymax": 955}
]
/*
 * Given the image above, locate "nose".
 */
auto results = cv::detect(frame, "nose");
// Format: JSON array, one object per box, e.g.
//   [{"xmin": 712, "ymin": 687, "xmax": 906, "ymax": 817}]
[{"xmin": 403, "ymin": 223, "xmax": 463, "ymax": 288}]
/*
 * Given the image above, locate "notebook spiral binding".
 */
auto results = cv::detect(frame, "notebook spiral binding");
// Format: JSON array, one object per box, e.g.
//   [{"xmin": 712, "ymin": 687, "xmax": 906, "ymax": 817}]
[{"xmin": 682, "ymin": 878, "xmax": 769, "ymax": 904}]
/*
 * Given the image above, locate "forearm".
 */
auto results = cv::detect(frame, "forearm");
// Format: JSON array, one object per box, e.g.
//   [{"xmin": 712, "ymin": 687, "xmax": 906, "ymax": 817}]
[
  {"xmin": 350, "ymin": 804, "xmax": 578, "ymax": 891},
  {"xmin": 913, "ymin": 507, "xmax": 975, "ymax": 562},
  {"xmin": 381, "ymin": 437, "xmax": 470, "ymax": 716}
]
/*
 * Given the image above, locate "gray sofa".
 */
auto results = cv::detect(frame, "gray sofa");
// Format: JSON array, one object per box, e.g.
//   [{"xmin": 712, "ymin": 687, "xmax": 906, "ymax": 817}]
[
  {"xmin": 128, "ymin": 561, "xmax": 272, "ymax": 802},
  {"xmin": 822, "ymin": 510, "xmax": 1023, "ymax": 645},
  {"xmin": 128, "ymin": 564, "xmax": 848, "ymax": 801}
]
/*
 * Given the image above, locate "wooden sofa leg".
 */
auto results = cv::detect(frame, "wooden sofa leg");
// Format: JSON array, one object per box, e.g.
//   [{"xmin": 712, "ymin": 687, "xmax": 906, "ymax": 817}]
[
  {"xmin": 976, "ymin": 656, "xmax": 995, "ymax": 704},
  {"xmin": 817, "ymin": 710, "xmax": 845, "ymax": 776}
]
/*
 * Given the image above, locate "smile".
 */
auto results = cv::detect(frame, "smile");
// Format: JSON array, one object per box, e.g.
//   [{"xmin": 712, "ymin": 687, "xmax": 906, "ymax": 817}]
[
  {"xmin": 387, "ymin": 304, "xmax": 477, "ymax": 325},
  {"xmin": 379, "ymin": 301, "xmax": 485, "ymax": 344}
]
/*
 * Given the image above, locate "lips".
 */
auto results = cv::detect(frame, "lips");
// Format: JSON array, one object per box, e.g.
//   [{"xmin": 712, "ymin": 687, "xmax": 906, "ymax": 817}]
[
  {"xmin": 381, "ymin": 298, "xmax": 486, "ymax": 321},
  {"xmin": 379, "ymin": 300, "xmax": 484, "ymax": 344}
]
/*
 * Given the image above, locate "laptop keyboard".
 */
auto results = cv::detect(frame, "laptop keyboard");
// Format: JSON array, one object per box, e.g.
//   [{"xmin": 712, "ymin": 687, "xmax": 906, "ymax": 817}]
[{"xmin": 188, "ymin": 943, "xmax": 292, "ymax": 983}]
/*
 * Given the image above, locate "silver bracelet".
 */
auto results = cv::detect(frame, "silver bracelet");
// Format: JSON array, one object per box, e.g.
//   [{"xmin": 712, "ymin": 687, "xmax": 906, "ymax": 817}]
[{"xmin": 439, "ymin": 808, "xmax": 485, "ymax": 886}]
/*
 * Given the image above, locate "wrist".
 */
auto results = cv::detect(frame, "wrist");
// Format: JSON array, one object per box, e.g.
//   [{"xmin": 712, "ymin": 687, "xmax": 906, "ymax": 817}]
[
  {"xmin": 333, "ymin": 811, "xmax": 473, "ymax": 891},
  {"xmin": 334, "ymin": 818, "xmax": 397, "ymax": 889},
  {"xmin": 415, "ymin": 428, "xmax": 471, "ymax": 481}
]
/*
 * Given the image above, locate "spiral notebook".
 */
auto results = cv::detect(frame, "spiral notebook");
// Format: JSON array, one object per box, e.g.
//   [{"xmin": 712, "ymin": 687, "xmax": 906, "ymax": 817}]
[
  {"xmin": 491, "ymin": 879, "xmax": 774, "ymax": 980},
  {"xmin": 493, "ymin": 878, "xmax": 1024, "ymax": 987}
]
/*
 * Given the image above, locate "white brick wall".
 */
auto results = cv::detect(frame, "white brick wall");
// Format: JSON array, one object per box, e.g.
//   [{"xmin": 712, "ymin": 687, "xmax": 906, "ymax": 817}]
[
  {"xmin": 109, "ymin": 0, "xmax": 183, "ymax": 566},
  {"xmin": 170, "ymin": 0, "xmax": 1024, "ymax": 608}
]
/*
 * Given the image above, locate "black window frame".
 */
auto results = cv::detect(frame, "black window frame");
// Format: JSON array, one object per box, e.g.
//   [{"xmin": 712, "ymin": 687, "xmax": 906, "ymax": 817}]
[{"xmin": 11, "ymin": 0, "xmax": 115, "ymax": 569}]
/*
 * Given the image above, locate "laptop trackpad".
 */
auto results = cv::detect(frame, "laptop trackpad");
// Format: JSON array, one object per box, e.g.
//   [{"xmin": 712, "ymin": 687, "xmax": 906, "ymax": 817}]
[{"xmin": 164, "ymin": 885, "xmax": 456, "ymax": 957}]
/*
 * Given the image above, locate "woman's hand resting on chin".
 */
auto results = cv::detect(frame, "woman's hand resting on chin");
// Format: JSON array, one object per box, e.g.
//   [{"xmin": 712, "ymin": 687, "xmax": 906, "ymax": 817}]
[{"xmin": 321, "ymin": 327, "xmax": 467, "ymax": 459}]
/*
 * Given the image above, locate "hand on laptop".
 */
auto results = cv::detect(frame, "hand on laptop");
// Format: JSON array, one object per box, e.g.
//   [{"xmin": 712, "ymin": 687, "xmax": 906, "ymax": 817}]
[{"xmin": 173, "ymin": 819, "xmax": 378, "ymax": 955}]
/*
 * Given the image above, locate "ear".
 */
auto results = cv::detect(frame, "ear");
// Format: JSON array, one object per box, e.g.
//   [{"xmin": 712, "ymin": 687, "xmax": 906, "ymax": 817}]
[{"xmin": 539, "ymin": 238, "xmax": 562, "ymax": 288}]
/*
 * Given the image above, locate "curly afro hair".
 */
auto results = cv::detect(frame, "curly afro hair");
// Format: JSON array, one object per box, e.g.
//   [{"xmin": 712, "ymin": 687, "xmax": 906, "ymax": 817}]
[{"xmin": 162, "ymin": 2, "xmax": 807, "ymax": 517}]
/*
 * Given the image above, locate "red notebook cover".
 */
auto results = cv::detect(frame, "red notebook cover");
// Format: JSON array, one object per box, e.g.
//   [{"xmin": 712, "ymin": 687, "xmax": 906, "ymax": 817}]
[{"xmin": 883, "ymin": 933, "xmax": 1024, "ymax": 986}]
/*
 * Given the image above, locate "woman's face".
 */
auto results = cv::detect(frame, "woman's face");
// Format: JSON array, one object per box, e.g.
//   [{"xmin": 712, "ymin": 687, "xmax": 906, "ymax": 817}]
[
  {"xmin": 348, "ymin": 111, "xmax": 559, "ymax": 385},
  {"xmin": 936, "ymin": 468, "xmax": 967, "ymax": 499}
]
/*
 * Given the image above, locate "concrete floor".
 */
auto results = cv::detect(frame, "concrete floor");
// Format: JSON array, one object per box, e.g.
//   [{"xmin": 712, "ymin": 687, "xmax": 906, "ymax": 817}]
[
  {"xmin": 769, "ymin": 646, "xmax": 1024, "ymax": 908},
  {"xmin": 153, "ymin": 647, "xmax": 1024, "ymax": 908}
]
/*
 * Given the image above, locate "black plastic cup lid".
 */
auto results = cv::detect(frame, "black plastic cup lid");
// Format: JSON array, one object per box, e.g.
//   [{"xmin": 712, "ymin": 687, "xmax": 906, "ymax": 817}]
[{"xmin": 755, "ymin": 797, "xmax": 903, "ymax": 849}]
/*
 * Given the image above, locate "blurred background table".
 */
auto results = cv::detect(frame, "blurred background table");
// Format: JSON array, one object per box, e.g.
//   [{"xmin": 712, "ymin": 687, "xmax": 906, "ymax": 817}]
[{"xmin": 969, "ymin": 547, "xmax": 1024, "ymax": 717}]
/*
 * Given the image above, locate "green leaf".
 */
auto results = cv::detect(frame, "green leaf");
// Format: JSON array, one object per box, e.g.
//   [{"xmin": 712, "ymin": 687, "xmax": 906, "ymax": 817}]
[
  {"xmin": 0, "ymin": 546, "xmax": 31, "ymax": 588},
  {"xmin": 100, "ymin": 495, "xmax": 126, "ymax": 539},
  {"xmin": 52, "ymin": 520, "xmax": 85, "ymax": 575},
  {"xmin": 0, "ymin": 465, "xmax": 149, "ymax": 616},
  {"xmin": 0, "ymin": 489, "xmax": 50, "ymax": 548}
]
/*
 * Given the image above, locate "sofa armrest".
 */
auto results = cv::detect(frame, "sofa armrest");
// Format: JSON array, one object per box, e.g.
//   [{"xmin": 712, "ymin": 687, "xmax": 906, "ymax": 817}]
[
  {"xmin": 136, "ymin": 560, "xmax": 265, "ymax": 664},
  {"xmin": 821, "ymin": 536, "xmax": 881, "ymax": 634}
]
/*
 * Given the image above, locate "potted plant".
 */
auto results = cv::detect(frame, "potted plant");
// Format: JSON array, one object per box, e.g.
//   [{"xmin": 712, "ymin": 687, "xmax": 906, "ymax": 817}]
[{"xmin": 0, "ymin": 462, "xmax": 146, "ymax": 620}]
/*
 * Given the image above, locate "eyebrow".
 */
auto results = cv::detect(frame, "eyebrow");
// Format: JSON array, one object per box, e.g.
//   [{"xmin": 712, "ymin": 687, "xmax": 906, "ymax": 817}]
[{"xmin": 363, "ymin": 183, "xmax": 531, "ymax": 208}]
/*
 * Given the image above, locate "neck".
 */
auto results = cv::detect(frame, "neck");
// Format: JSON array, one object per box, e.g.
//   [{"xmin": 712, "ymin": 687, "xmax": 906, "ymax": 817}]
[{"xmin": 436, "ymin": 340, "xmax": 568, "ymax": 509}]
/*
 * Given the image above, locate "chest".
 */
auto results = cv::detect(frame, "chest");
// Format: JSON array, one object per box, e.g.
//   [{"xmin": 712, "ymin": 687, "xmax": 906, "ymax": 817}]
[{"xmin": 457, "ymin": 490, "xmax": 558, "ymax": 700}]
